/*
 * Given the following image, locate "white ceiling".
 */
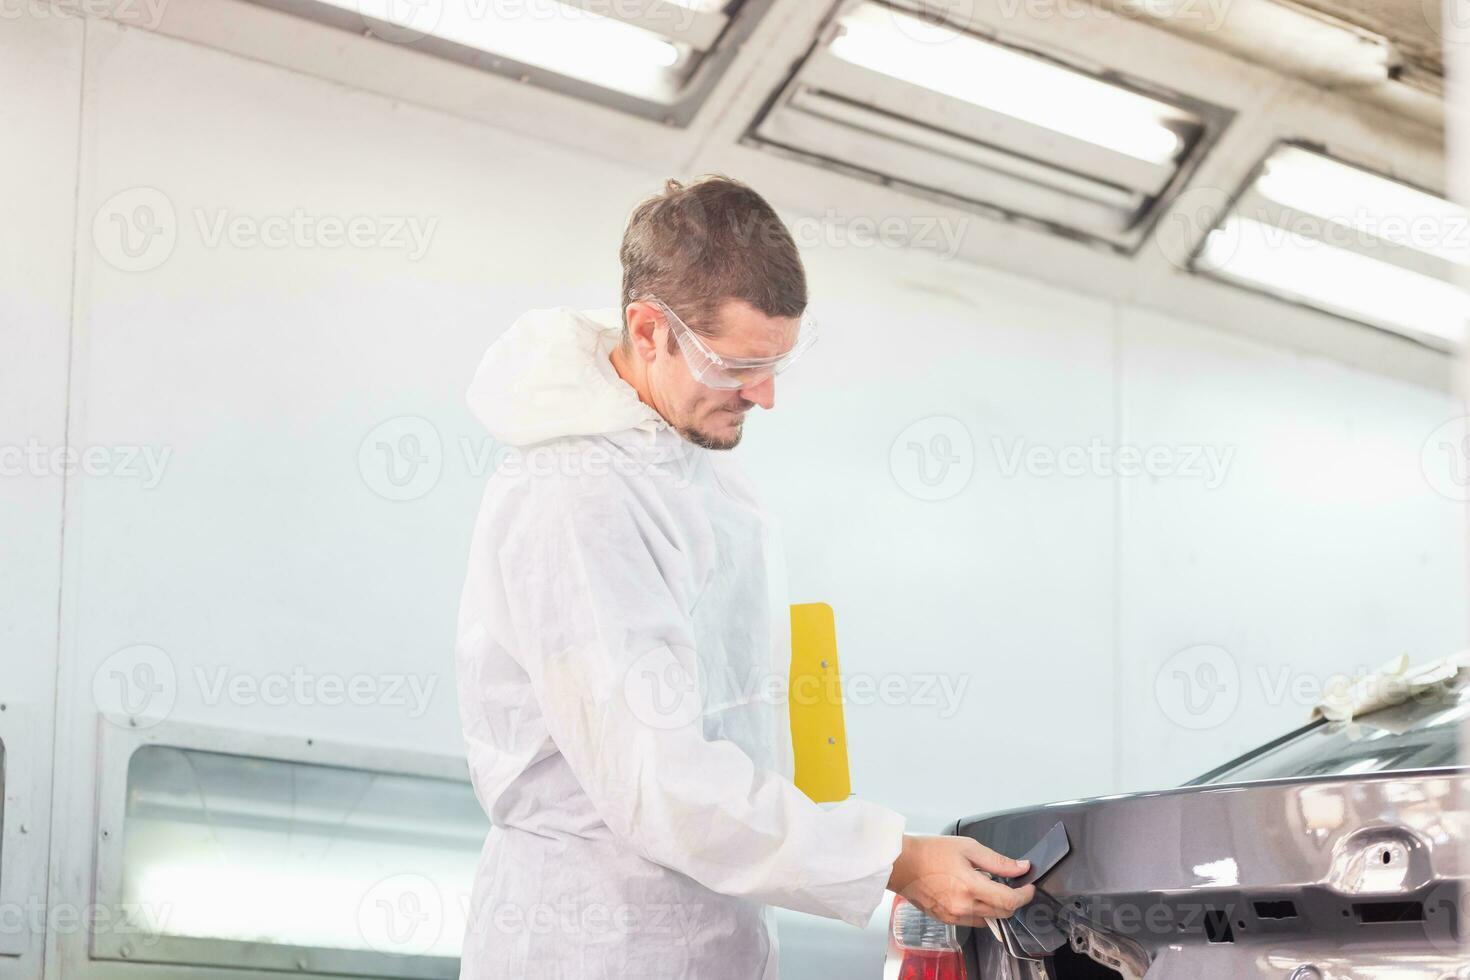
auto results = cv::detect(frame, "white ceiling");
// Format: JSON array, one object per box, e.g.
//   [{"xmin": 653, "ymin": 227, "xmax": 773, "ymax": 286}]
[{"xmin": 93, "ymin": 0, "xmax": 1457, "ymax": 388}]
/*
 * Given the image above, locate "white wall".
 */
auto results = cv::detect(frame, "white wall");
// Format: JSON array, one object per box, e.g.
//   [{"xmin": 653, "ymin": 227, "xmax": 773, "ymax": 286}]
[
  {"xmin": 1, "ymin": 11, "xmax": 82, "ymax": 980},
  {"xmin": 5, "ymin": 14, "xmax": 1467, "ymax": 980}
]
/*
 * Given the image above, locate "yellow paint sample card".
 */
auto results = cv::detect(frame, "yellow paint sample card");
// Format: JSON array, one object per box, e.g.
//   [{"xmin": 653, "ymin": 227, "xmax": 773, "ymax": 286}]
[{"xmin": 789, "ymin": 602, "xmax": 851, "ymax": 803}]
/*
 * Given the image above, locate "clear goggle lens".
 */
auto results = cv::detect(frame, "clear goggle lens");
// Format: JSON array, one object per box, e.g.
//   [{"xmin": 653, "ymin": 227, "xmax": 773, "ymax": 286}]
[{"xmin": 647, "ymin": 297, "xmax": 818, "ymax": 390}]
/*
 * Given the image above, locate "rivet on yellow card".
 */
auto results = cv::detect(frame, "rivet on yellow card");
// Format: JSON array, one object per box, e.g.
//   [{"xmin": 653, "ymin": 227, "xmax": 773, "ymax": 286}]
[{"xmin": 789, "ymin": 602, "xmax": 851, "ymax": 803}]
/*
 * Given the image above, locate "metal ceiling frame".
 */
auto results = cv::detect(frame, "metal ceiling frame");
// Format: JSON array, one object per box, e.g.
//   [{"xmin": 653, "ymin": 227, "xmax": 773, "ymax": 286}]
[
  {"xmin": 742, "ymin": 0, "xmax": 1237, "ymax": 255},
  {"xmin": 233, "ymin": 0, "xmax": 779, "ymax": 126}
]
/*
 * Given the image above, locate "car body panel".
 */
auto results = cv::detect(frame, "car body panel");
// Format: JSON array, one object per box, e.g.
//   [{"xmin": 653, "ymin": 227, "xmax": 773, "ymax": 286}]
[{"xmin": 956, "ymin": 769, "xmax": 1468, "ymax": 978}]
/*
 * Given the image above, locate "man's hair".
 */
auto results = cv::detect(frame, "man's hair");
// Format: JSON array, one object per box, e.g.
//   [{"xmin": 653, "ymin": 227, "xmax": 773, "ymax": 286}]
[{"xmin": 619, "ymin": 175, "xmax": 807, "ymax": 349}]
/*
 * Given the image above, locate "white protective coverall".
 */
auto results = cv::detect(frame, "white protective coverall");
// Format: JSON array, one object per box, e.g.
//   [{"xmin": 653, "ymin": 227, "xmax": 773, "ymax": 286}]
[{"xmin": 455, "ymin": 307, "xmax": 906, "ymax": 979}]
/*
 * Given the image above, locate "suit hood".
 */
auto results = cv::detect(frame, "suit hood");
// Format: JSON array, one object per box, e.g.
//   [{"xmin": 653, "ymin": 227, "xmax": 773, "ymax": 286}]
[{"xmin": 467, "ymin": 307, "xmax": 666, "ymax": 447}]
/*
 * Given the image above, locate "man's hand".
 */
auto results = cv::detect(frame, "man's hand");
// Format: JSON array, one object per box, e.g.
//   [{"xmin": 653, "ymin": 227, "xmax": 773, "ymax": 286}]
[{"xmin": 886, "ymin": 834, "xmax": 1036, "ymax": 927}]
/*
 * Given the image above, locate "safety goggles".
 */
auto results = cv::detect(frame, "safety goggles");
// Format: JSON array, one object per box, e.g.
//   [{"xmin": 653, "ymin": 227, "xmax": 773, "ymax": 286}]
[{"xmin": 641, "ymin": 296, "xmax": 818, "ymax": 390}]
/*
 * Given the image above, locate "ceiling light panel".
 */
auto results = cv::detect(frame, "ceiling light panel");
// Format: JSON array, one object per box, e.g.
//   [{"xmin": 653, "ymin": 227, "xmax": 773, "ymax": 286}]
[
  {"xmin": 245, "ymin": 0, "xmax": 770, "ymax": 124},
  {"xmin": 1192, "ymin": 143, "xmax": 1469, "ymax": 351},
  {"xmin": 748, "ymin": 0, "xmax": 1229, "ymax": 251}
]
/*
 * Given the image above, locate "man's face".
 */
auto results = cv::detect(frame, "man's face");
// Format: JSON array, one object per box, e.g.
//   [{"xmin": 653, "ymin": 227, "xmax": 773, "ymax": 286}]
[{"xmin": 644, "ymin": 299, "xmax": 798, "ymax": 451}]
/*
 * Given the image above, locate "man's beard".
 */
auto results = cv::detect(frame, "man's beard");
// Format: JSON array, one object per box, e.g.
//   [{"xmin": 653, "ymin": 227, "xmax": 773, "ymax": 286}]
[{"xmin": 680, "ymin": 418, "xmax": 743, "ymax": 451}]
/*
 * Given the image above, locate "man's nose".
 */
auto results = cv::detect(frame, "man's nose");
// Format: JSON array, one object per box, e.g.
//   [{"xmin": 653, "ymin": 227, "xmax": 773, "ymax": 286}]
[{"xmin": 740, "ymin": 376, "xmax": 775, "ymax": 410}]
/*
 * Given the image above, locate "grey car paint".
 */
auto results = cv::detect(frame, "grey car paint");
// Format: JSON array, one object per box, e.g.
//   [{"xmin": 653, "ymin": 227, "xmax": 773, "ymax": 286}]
[{"xmin": 951, "ymin": 689, "xmax": 1467, "ymax": 978}]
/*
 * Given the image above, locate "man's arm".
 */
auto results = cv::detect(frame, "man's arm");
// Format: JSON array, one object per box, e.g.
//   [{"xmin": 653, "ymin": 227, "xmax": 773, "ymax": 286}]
[{"xmin": 483, "ymin": 473, "xmax": 1031, "ymax": 926}]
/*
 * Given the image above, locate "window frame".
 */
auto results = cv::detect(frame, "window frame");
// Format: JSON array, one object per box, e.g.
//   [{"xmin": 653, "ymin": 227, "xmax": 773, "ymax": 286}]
[
  {"xmin": 0, "ymin": 705, "xmax": 47, "ymax": 961},
  {"xmin": 91, "ymin": 718, "xmax": 477, "ymax": 979}
]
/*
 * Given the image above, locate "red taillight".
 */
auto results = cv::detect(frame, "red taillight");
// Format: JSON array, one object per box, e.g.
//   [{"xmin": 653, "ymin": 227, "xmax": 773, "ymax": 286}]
[
  {"xmin": 886, "ymin": 895, "xmax": 965, "ymax": 980},
  {"xmin": 896, "ymin": 948, "xmax": 965, "ymax": 980}
]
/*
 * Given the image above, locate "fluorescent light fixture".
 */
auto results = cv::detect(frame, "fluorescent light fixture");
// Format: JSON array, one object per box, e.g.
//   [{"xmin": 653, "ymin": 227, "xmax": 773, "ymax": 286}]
[
  {"xmin": 749, "ymin": 0, "xmax": 1224, "ymax": 251},
  {"xmin": 1254, "ymin": 146, "xmax": 1470, "ymax": 268},
  {"xmin": 340, "ymin": 0, "xmax": 684, "ymax": 95},
  {"xmin": 247, "ymin": 0, "xmax": 765, "ymax": 125},
  {"xmin": 1193, "ymin": 144, "xmax": 1470, "ymax": 349},
  {"xmin": 828, "ymin": 3, "xmax": 1185, "ymax": 165}
]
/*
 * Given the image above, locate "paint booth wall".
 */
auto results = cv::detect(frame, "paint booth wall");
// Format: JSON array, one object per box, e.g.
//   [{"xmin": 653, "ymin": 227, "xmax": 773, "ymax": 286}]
[{"xmin": 4, "ymin": 14, "xmax": 1466, "ymax": 980}]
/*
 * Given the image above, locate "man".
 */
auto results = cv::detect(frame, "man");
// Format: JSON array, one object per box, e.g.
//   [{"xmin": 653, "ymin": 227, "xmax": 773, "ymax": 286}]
[{"xmin": 455, "ymin": 176, "xmax": 1032, "ymax": 979}]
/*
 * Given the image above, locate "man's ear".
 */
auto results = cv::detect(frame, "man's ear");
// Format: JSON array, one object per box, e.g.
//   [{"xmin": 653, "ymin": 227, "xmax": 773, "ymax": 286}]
[{"xmin": 623, "ymin": 302, "xmax": 662, "ymax": 364}]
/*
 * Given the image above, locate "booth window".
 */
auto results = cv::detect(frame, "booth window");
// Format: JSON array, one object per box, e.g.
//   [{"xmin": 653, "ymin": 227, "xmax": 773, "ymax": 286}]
[{"xmin": 114, "ymin": 745, "xmax": 485, "ymax": 973}]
